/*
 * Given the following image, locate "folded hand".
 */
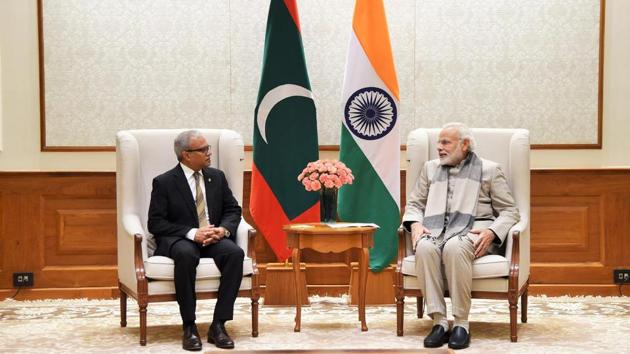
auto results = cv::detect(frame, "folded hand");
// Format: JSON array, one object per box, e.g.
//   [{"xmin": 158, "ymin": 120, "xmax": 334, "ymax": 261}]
[{"xmin": 470, "ymin": 228, "xmax": 495, "ymax": 258}]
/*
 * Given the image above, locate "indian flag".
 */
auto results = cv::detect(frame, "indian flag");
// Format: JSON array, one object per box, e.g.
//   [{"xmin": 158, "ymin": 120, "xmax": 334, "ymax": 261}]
[{"xmin": 338, "ymin": 0, "xmax": 400, "ymax": 271}]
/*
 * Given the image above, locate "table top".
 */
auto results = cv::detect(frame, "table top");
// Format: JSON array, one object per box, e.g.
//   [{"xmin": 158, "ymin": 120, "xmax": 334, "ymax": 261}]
[{"xmin": 283, "ymin": 222, "xmax": 378, "ymax": 234}]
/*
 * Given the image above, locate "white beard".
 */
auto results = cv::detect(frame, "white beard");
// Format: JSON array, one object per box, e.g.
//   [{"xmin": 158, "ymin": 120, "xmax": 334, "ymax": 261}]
[{"xmin": 439, "ymin": 149, "xmax": 466, "ymax": 166}]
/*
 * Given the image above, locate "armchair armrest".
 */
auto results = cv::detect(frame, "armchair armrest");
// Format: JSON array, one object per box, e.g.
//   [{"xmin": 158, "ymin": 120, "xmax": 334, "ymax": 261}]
[
  {"xmin": 394, "ymin": 227, "xmax": 408, "ymax": 296},
  {"xmin": 505, "ymin": 217, "xmax": 528, "ymax": 259},
  {"xmin": 508, "ymin": 230, "xmax": 520, "ymax": 295},
  {"xmin": 508, "ymin": 218, "xmax": 530, "ymax": 292},
  {"xmin": 247, "ymin": 228, "xmax": 258, "ymax": 275},
  {"xmin": 133, "ymin": 234, "xmax": 148, "ymax": 298},
  {"xmin": 236, "ymin": 218, "xmax": 257, "ymax": 273},
  {"xmin": 236, "ymin": 219, "xmax": 253, "ymax": 251},
  {"xmin": 508, "ymin": 219, "xmax": 528, "ymax": 237},
  {"xmin": 122, "ymin": 213, "xmax": 154, "ymax": 260},
  {"xmin": 117, "ymin": 212, "xmax": 149, "ymax": 294},
  {"xmin": 396, "ymin": 227, "xmax": 407, "ymax": 274},
  {"xmin": 122, "ymin": 214, "xmax": 145, "ymax": 238}
]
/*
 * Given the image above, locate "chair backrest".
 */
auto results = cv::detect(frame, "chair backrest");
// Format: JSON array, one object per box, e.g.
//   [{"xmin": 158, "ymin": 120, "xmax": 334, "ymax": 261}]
[
  {"xmin": 406, "ymin": 128, "xmax": 530, "ymax": 262},
  {"xmin": 116, "ymin": 129, "xmax": 244, "ymax": 257}
]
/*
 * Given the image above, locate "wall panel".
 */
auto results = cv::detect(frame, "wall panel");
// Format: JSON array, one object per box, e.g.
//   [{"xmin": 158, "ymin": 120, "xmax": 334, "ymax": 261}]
[
  {"xmin": 0, "ymin": 173, "xmax": 117, "ymax": 296},
  {"xmin": 531, "ymin": 197, "xmax": 601, "ymax": 262},
  {"xmin": 529, "ymin": 170, "xmax": 630, "ymax": 292},
  {"xmin": 1, "ymin": 169, "xmax": 628, "ymax": 299},
  {"xmin": 38, "ymin": 0, "xmax": 604, "ymax": 149}
]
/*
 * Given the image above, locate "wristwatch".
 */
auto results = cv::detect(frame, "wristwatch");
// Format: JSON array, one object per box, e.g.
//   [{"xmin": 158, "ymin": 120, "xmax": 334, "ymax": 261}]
[{"xmin": 221, "ymin": 227, "xmax": 230, "ymax": 238}]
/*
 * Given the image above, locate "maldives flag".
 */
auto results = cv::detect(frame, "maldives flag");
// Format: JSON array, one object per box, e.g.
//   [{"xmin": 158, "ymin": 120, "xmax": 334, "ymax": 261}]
[
  {"xmin": 250, "ymin": 0, "xmax": 319, "ymax": 261},
  {"xmin": 338, "ymin": 0, "xmax": 400, "ymax": 271}
]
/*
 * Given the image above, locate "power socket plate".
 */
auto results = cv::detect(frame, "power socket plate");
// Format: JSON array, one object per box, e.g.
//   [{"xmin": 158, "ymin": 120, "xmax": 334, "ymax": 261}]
[
  {"xmin": 613, "ymin": 269, "xmax": 630, "ymax": 284},
  {"xmin": 13, "ymin": 272, "xmax": 34, "ymax": 287}
]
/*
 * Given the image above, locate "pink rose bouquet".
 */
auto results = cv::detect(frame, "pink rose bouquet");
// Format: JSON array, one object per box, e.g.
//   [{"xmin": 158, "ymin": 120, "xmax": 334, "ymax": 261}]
[{"xmin": 297, "ymin": 159, "xmax": 354, "ymax": 192}]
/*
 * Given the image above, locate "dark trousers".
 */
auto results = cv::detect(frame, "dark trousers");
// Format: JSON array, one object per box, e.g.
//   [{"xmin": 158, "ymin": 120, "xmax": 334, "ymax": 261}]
[{"xmin": 164, "ymin": 238, "xmax": 244, "ymax": 324}]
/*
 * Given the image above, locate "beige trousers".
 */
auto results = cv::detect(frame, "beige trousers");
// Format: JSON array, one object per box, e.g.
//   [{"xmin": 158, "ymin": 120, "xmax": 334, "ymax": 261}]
[{"xmin": 414, "ymin": 235, "xmax": 475, "ymax": 319}]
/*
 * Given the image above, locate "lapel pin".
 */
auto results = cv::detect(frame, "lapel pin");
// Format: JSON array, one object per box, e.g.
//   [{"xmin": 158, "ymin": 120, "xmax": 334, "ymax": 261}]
[{"xmin": 207, "ymin": 177, "xmax": 212, "ymax": 183}]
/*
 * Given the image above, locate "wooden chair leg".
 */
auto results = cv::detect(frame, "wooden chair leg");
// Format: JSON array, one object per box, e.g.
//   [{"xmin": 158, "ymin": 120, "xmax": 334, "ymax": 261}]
[
  {"xmin": 251, "ymin": 296, "xmax": 259, "ymax": 337},
  {"xmin": 119, "ymin": 289, "xmax": 127, "ymax": 327},
  {"xmin": 509, "ymin": 300, "xmax": 518, "ymax": 342},
  {"xmin": 417, "ymin": 296, "xmax": 424, "ymax": 318},
  {"xmin": 396, "ymin": 295, "xmax": 404, "ymax": 336},
  {"xmin": 521, "ymin": 288, "xmax": 528, "ymax": 323},
  {"xmin": 139, "ymin": 303, "xmax": 148, "ymax": 346}
]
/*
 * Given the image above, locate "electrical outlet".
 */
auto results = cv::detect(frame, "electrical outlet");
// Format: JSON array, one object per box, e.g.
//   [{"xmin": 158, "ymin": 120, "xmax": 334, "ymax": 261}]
[
  {"xmin": 12, "ymin": 272, "xmax": 34, "ymax": 287},
  {"xmin": 613, "ymin": 269, "xmax": 630, "ymax": 284}
]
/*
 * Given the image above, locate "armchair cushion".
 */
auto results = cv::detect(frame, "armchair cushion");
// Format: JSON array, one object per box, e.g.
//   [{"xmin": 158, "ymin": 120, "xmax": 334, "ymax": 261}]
[
  {"xmin": 148, "ymin": 277, "xmax": 253, "ymax": 296},
  {"xmin": 403, "ymin": 274, "xmax": 509, "ymax": 293},
  {"xmin": 145, "ymin": 255, "xmax": 254, "ymax": 280},
  {"xmin": 401, "ymin": 254, "xmax": 509, "ymax": 279}
]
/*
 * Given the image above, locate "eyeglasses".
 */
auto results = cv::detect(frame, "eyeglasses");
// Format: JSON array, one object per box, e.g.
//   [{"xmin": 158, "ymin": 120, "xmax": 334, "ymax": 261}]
[
  {"xmin": 186, "ymin": 145, "xmax": 210, "ymax": 154},
  {"xmin": 437, "ymin": 138, "xmax": 459, "ymax": 146}
]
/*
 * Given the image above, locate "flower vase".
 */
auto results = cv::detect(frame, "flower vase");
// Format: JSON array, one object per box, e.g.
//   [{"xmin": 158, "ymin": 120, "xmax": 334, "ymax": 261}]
[{"xmin": 320, "ymin": 187, "xmax": 338, "ymax": 223}]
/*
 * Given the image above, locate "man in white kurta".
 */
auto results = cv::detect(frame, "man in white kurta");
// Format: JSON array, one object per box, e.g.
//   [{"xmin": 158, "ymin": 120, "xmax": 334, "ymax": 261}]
[{"xmin": 402, "ymin": 123, "xmax": 519, "ymax": 350}]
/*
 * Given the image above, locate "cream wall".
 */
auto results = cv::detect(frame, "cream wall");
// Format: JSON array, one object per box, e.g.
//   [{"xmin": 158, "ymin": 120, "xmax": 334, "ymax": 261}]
[{"xmin": 1, "ymin": 0, "xmax": 628, "ymax": 172}]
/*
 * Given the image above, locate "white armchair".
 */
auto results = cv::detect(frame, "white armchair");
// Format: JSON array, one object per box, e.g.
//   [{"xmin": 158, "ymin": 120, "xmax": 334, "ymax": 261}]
[
  {"xmin": 395, "ymin": 128, "xmax": 530, "ymax": 342},
  {"xmin": 116, "ymin": 129, "xmax": 259, "ymax": 346}
]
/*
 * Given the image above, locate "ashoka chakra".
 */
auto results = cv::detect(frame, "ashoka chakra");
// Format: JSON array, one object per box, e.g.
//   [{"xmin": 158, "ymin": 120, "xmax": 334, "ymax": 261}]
[{"xmin": 344, "ymin": 87, "xmax": 397, "ymax": 140}]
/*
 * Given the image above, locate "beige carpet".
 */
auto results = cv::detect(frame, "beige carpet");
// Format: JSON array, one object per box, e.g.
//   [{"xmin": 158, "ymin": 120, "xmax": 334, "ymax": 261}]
[{"xmin": 1, "ymin": 295, "xmax": 629, "ymax": 353}]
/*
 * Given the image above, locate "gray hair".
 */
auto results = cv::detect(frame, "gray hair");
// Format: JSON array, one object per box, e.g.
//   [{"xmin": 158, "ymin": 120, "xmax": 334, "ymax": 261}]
[
  {"xmin": 442, "ymin": 122, "xmax": 476, "ymax": 151},
  {"xmin": 174, "ymin": 130, "xmax": 203, "ymax": 161}
]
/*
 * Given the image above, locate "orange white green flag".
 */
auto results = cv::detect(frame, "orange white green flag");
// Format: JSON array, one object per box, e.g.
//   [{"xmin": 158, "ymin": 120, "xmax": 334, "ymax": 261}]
[{"xmin": 338, "ymin": 0, "xmax": 400, "ymax": 271}]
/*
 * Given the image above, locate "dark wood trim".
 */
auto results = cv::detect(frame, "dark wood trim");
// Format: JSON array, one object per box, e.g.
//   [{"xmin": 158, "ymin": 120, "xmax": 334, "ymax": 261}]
[
  {"xmin": 531, "ymin": 143, "xmax": 602, "ymax": 149},
  {"xmin": 245, "ymin": 145, "xmax": 408, "ymax": 152},
  {"xmin": 530, "ymin": 284, "xmax": 626, "ymax": 297},
  {"xmin": 0, "ymin": 171, "xmax": 114, "ymax": 176},
  {"xmin": 0, "ymin": 287, "xmax": 119, "ymax": 300},
  {"xmin": 598, "ymin": 0, "xmax": 606, "ymax": 149},
  {"xmin": 22, "ymin": 281, "xmax": 629, "ymax": 301},
  {"xmin": 530, "ymin": 168, "xmax": 630, "ymax": 174},
  {"xmin": 42, "ymin": 146, "xmax": 116, "ymax": 152},
  {"xmin": 37, "ymin": 0, "xmax": 46, "ymax": 151},
  {"xmin": 319, "ymin": 145, "xmax": 344, "ymax": 151}
]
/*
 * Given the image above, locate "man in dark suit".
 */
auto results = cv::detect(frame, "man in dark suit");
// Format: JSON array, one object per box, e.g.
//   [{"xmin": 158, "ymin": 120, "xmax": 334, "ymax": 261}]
[{"xmin": 148, "ymin": 130, "xmax": 244, "ymax": 351}]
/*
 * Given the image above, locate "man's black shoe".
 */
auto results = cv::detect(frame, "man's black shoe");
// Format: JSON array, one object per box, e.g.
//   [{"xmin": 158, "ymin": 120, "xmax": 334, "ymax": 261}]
[
  {"xmin": 182, "ymin": 324, "xmax": 202, "ymax": 351},
  {"xmin": 207, "ymin": 322, "xmax": 235, "ymax": 349},
  {"xmin": 423, "ymin": 324, "xmax": 450, "ymax": 348},
  {"xmin": 448, "ymin": 326, "xmax": 471, "ymax": 350}
]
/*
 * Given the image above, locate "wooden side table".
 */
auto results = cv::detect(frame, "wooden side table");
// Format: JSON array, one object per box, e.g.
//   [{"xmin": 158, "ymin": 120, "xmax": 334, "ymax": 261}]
[{"xmin": 283, "ymin": 223, "xmax": 376, "ymax": 332}]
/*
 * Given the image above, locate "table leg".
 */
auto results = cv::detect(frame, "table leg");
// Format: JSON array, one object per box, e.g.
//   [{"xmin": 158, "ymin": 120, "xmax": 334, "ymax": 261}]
[
  {"xmin": 293, "ymin": 247, "xmax": 301, "ymax": 332},
  {"xmin": 359, "ymin": 247, "xmax": 368, "ymax": 331}
]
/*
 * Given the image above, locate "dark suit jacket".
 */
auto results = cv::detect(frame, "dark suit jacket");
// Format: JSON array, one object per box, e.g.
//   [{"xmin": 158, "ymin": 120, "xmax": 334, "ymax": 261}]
[{"xmin": 147, "ymin": 164, "xmax": 242, "ymax": 255}]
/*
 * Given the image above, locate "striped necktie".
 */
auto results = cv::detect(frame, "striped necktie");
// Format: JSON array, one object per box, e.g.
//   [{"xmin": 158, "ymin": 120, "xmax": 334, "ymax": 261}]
[{"xmin": 193, "ymin": 172, "xmax": 209, "ymax": 228}]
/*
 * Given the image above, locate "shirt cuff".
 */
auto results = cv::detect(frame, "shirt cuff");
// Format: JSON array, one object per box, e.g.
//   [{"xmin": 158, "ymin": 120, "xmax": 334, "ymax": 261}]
[
  {"xmin": 186, "ymin": 228, "xmax": 197, "ymax": 241},
  {"xmin": 402, "ymin": 221, "xmax": 417, "ymax": 233}
]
